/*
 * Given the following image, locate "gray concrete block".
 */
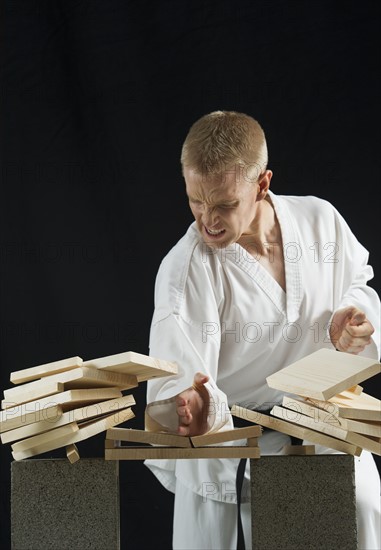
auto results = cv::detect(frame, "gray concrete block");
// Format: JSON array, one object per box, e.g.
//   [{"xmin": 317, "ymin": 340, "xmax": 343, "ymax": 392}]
[
  {"xmin": 250, "ymin": 455, "xmax": 357, "ymax": 550},
  {"xmin": 11, "ymin": 459, "xmax": 120, "ymax": 550}
]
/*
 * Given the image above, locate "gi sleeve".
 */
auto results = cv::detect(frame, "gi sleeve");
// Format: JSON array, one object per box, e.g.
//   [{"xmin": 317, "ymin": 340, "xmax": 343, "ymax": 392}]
[
  {"xmin": 330, "ymin": 206, "xmax": 380, "ymax": 359},
  {"xmin": 145, "ymin": 245, "xmax": 232, "ymax": 434}
]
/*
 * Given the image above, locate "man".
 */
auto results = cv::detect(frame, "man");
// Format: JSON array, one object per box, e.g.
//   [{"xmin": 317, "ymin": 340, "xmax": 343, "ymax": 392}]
[{"xmin": 145, "ymin": 111, "xmax": 381, "ymax": 549}]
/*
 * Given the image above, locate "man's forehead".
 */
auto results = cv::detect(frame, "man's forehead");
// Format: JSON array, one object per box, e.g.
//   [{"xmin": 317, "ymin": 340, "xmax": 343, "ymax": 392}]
[{"xmin": 184, "ymin": 167, "xmax": 251, "ymax": 200}]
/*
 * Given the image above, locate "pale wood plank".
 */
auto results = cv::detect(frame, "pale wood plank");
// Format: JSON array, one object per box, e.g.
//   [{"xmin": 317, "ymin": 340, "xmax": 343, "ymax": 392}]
[
  {"xmin": 12, "ymin": 407, "xmax": 135, "ymax": 461},
  {"xmin": 282, "ymin": 396, "xmax": 342, "ymax": 426},
  {"xmin": 1, "ymin": 395, "xmax": 135, "ymax": 443},
  {"xmin": 272, "ymin": 405, "xmax": 381, "ymax": 455},
  {"xmin": 282, "ymin": 445, "xmax": 316, "ymax": 455},
  {"xmin": 0, "ymin": 404, "xmax": 62, "ymax": 433},
  {"xmin": 83, "ymin": 351, "xmax": 178, "ymax": 382},
  {"xmin": 2, "ymin": 382, "xmax": 65, "ymax": 409},
  {"xmin": 271, "ymin": 405, "xmax": 353, "ymax": 441},
  {"xmin": 2, "ymin": 388, "xmax": 123, "ymax": 413},
  {"xmin": 105, "ymin": 446, "xmax": 260, "ymax": 460},
  {"xmin": 231, "ymin": 405, "xmax": 362, "ymax": 456},
  {"xmin": 10, "ymin": 357, "xmax": 83, "ymax": 385},
  {"xmin": 266, "ymin": 348, "xmax": 380, "ymax": 400},
  {"xmin": 66, "ymin": 443, "xmax": 80, "ymax": 464},
  {"xmin": 12, "ymin": 422, "xmax": 80, "ymax": 452},
  {"xmin": 191, "ymin": 425, "xmax": 262, "ymax": 447},
  {"xmin": 4, "ymin": 366, "xmax": 137, "ymax": 404},
  {"xmin": 106, "ymin": 428, "xmax": 192, "ymax": 448},
  {"xmin": 284, "ymin": 396, "xmax": 381, "ymax": 436},
  {"xmin": 307, "ymin": 392, "xmax": 381, "ymax": 421}
]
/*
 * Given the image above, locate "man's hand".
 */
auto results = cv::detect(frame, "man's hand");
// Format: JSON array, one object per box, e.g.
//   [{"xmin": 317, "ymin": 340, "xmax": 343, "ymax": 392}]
[
  {"xmin": 175, "ymin": 372, "xmax": 210, "ymax": 436},
  {"xmin": 330, "ymin": 306, "xmax": 374, "ymax": 354}
]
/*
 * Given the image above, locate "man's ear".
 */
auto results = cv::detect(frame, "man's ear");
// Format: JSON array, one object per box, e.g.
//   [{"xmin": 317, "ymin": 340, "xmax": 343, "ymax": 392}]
[{"xmin": 257, "ymin": 170, "xmax": 273, "ymax": 200}]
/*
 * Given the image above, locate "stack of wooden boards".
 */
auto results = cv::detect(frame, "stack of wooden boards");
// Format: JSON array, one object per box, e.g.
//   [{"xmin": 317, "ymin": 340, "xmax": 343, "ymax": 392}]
[
  {"xmin": 233, "ymin": 348, "xmax": 381, "ymax": 457},
  {"xmin": 0, "ymin": 351, "xmax": 178, "ymax": 462},
  {"xmin": 104, "ymin": 425, "xmax": 261, "ymax": 460}
]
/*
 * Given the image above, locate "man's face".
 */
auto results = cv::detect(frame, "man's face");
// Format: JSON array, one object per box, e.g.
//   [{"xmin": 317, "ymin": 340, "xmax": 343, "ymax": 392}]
[{"xmin": 184, "ymin": 166, "xmax": 265, "ymax": 248}]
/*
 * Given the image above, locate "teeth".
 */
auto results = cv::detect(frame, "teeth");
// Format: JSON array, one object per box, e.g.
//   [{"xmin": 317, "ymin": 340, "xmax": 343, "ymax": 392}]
[{"xmin": 206, "ymin": 227, "xmax": 224, "ymax": 235}]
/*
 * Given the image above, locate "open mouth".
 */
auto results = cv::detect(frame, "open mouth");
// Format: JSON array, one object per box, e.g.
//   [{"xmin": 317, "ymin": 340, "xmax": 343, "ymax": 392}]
[{"xmin": 204, "ymin": 226, "xmax": 226, "ymax": 238}]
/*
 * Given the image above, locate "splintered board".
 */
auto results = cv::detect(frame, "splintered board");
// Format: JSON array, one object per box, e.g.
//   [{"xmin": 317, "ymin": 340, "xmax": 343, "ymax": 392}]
[
  {"xmin": 106, "ymin": 427, "xmax": 192, "ymax": 448},
  {"xmin": 12, "ymin": 407, "xmax": 135, "ymax": 460},
  {"xmin": 307, "ymin": 392, "xmax": 381, "ymax": 421},
  {"xmin": 273, "ymin": 406, "xmax": 380, "ymax": 455},
  {"xmin": 66, "ymin": 443, "xmax": 80, "ymax": 464},
  {"xmin": 3, "ymin": 366, "xmax": 137, "ymax": 406},
  {"xmin": 282, "ymin": 396, "xmax": 381, "ymax": 436},
  {"xmin": 1, "ymin": 395, "xmax": 135, "ymax": 444},
  {"xmin": 10, "ymin": 357, "xmax": 83, "ymax": 385},
  {"xmin": 231, "ymin": 405, "xmax": 362, "ymax": 456},
  {"xmin": 266, "ymin": 348, "xmax": 380, "ymax": 400},
  {"xmin": 1, "ymin": 388, "xmax": 123, "ymax": 413},
  {"xmin": 83, "ymin": 351, "xmax": 178, "ymax": 382}
]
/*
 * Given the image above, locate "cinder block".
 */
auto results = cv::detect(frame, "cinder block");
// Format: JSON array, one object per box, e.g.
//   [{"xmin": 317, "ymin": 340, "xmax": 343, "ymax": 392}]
[
  {"xmin": 11, "ymin": 459, "xmax": 120, "ymax": 550},
  {"xmin": 250, "ymin": 455, "xmax": 357, "ymax": 550}
]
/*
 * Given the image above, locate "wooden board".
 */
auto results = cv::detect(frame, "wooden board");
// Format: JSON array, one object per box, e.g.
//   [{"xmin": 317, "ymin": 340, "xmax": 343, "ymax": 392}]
[
  {"xmin": 329, "ymin": 392, "xmax": 381, "ymax": 420},
  {"xmin": 271, "ymin": 405, "xmax": 352, "ymax": 441},
  {"xmin": 105, "ymin": 445, "xmax": 260, "ymax": 460},
  {"xmin": 12, "ymin": 407, "xmax": 135, "ymax": 461},
  {"xmin": 2, "ymin": 388, "xmax": 123, "ymax": 415},
  {"xmin": 282, "ymin": 396, "xmax": 342, "ymax": 426},
  {"xmin": 191, "ymin": 425, "xmax": 262, "ymax": 447},
  {"xmin": 66, "ymin": 443, "xmax": 80, "ymax": 464},
  {"xmin": 12, "ymin": 422, "xmax": 80, "ymax": 453},
  {"xmin": 231, "ymin": 405, "xmax": 362, "ymax": 456},
  {"xmin": 307, "ymin": 392, "xmax": 381, "ymax": 421},
  {"xmin": 273, "ymin": 405, "xmax": 381, "ymax": 455},
  {"xmin": 3, "ymin": 367, "xmax": 137, "ymax": 407},
  {"xmin": 282, "ymin": 445, "xmax": 316, "ymax": 455},
  {"xmin": 83, "ymin": 351, "xmax": 178, "ymax": 382},
  {"xmin": 1, "ymin": 395, "xmax": 135, "ymax": 444},
  {"xmin": 0, "ymin": 404, "xmax": 62, "ymax": 433},
  {"xmin": 106, "ymin": 428, "xmax": 192, "ymax": 448},
  {"xmin": 266, "ymin": 348, "xmax": 380, "ymax": 400},
  {"xmin": 283, "ymin": 396, "xmax": 381, "ymax": 436},
  {"xmin": 2, "ymin": 382, "xmax": 65, "ymax": 409},
  {"xmin": 10, "ymin": 356, "xmax": 83, "ymax": 385}
]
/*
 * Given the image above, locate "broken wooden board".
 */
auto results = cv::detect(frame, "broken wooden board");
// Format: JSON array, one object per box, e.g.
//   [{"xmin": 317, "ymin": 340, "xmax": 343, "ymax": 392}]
[
  {"xmin": 106, "ymin": 427, "xmax": 192, "ymax": 448},
  {"xmin": 282, "ymin": 445, "xmax": 316, "ymax": 455},
  {"xmin": 329, "ymin": 392, "xmax": 381, "ymax": 420},
  {"xmin": 307, "ymin": 392, "xmax": 381, "ymax": 421},
  {"xmin": 191, "ymin": 425, "xmax": 262, "ymax": 447},
  {"xmin": 283, "ymin": 396, "xmax": 381, "ymax": 436},
  {"xmin": 66, "ymin": 443, "xmax": 80, "ymax": 464},
  {"xmin": 0, "ymin": 404, "xmax": 63, "ymax": 433},
  {"xmin": 3, "ymin": 367, "xmax": 137, "ymax": 406},
  {"xmin": 1, "ymin": 395, "xmax": 135, "ymax": 444},
  {"xmin": 271, "ymin": 405, "xmax": 352, "ymax": 441},
  {"xmin": 105, "ymin": 445, "xmax": 260, "ymax": 460},
  {"xmin": 10, "ymin": 356, "xmax": 83, "ymax": 385},
  {"xmin": 273, "ymin": 405, "xmax": 381, "ymax": 455},
  {"xmin": 2, "ymin": 388, "xmax": 123, "ymax": 413},
  {"xmin": 83, "ymin": 351, "xmax": 178, "ymax": 382},
  {"xmin": 266, "ymin": 348, "xmax": 380, "ymax": 400},
  {"xmin": 282, "ymin": 396, "xmax": 341, "ymax": 426},
  {"xmin": 231, "ymin": 405, "xmax": 362, "ymax": 456},
  {"xmin": 12, "ymin": 407, "xmax": 135, "ymax": 460}
]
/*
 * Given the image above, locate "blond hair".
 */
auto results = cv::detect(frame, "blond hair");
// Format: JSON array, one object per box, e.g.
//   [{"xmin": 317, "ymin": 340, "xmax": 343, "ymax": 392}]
[{"xmin": 181, "ymin": 111, "xmax": 268, "ymax": 182}]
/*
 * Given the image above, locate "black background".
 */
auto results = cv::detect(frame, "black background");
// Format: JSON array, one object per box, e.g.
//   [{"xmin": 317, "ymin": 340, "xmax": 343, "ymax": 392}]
[{"xmin": 1, "ymin": 1, "xmax": 380, "ymax": 549}]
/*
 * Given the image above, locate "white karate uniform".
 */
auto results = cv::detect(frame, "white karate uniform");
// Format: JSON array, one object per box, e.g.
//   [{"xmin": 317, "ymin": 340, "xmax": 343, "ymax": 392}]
[{"xmin": 145, "ymin": 192, "xmax": 381, "ymax": 550}]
